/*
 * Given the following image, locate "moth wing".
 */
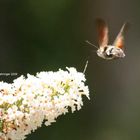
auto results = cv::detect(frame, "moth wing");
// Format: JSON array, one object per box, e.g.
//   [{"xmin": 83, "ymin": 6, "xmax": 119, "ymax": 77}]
[
  {"xmin": 113, "ymin": 23, "xmax": 129, "ymax": 49},
  {"xmin": 96, "ymin": 18, "xmax": 109, "ymax": 48}
]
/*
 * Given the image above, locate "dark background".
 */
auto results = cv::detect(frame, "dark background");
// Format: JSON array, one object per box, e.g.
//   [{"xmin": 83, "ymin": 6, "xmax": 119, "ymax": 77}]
[{"xmin": 0, "ymin": 0, "xmax": 140, "ymax": 140}]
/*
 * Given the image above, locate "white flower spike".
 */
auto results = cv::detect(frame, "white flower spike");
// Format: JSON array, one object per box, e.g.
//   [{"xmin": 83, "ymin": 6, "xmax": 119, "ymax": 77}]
[{"xmin": 0, "ymin": 67, "xmax": 89, "ymax": 140}]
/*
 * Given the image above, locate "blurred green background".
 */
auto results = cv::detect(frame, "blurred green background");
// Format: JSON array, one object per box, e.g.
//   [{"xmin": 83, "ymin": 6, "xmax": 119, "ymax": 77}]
[{"xmin": 0, "ymin": 0, "xmax": 140, "ymax": 140}]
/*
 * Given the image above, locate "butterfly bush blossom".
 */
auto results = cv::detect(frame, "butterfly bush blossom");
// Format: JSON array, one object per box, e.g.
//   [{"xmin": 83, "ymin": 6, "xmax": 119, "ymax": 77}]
[{"xmin": 0, "ymin": 67, "xmax": 89, "ymax": 140}]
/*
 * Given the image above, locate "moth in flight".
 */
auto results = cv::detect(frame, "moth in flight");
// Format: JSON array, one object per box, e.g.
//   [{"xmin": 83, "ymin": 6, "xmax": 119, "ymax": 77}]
[{"xmin": 87, "ymin": 19, "xmax": 128, "ymax": 60}]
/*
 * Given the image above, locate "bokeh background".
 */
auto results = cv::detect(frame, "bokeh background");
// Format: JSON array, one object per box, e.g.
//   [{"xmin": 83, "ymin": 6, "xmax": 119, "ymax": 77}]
[{"xmin": 0, "ymin": 0, "xmax": 140, "ymax": 140}]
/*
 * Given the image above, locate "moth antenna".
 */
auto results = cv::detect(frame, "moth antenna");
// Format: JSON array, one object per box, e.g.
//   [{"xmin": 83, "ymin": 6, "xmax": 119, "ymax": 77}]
[
  {"xmin": 83, "ymin": 60, "xmax": 89, "ymax": 74},
  {"xmin": 85, "ymin": 40, "xmax": 98, "ymax": 49}
]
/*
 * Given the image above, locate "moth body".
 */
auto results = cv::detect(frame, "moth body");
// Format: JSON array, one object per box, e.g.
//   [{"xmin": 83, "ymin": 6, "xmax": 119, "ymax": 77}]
[{"xmin": 97, "ymin": 45, "xmax": 125, "ymax": 60}]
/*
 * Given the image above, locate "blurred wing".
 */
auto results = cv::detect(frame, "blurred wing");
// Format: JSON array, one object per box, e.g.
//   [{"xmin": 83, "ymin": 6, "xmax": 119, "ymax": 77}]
[
  {"xmin": 113, "ymin": 23, "xmax": 128, "ymax": 49},
  {"xmin": 96, "ymin": 18, "xmax": 109, "ymax": 48}
]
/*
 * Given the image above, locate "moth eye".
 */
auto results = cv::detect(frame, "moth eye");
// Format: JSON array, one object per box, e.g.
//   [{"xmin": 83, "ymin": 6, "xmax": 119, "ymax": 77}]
[{"xmin": 104, "ymin": 46, "xmax": 108, "ymax": 51}]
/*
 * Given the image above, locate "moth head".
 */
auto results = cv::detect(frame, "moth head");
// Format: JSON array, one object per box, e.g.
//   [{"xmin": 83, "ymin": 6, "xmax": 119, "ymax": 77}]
[{"xmin": 96, "ymin": 47, "xmax": 105, "ymax": 57}]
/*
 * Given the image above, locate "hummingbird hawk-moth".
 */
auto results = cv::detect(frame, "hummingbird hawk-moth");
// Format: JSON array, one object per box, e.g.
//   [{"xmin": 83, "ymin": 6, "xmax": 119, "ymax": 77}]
[{"xmin": 88, "ymin": 19, "xmax": 128, "ymax": 60}]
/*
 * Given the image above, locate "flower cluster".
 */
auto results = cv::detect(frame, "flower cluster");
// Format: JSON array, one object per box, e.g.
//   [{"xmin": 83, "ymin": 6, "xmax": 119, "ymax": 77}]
[{"xmin": 0, "ymin": 67, "xmax": 89, "ymax": 140}]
